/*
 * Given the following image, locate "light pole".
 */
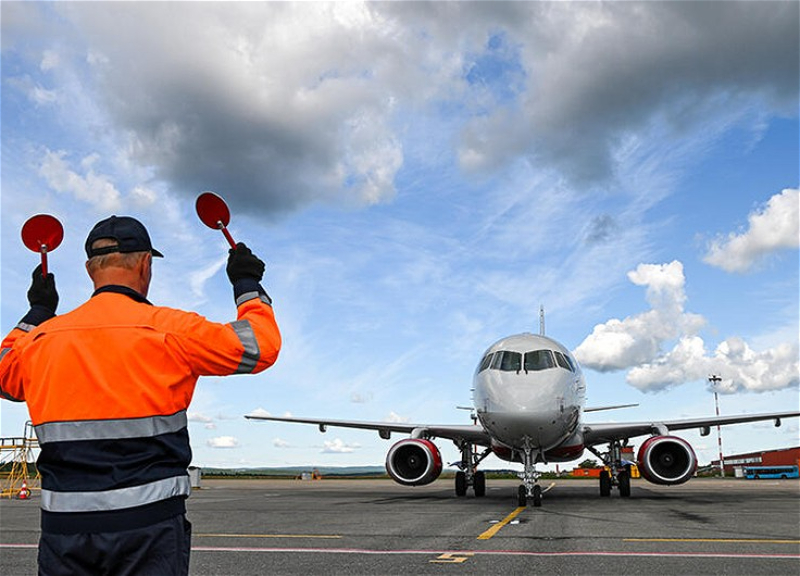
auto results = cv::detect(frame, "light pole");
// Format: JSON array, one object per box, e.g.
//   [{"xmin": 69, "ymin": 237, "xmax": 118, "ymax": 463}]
[{"xmin": 709, "ymin": 374, "xmax": 724, "ymax": 477}]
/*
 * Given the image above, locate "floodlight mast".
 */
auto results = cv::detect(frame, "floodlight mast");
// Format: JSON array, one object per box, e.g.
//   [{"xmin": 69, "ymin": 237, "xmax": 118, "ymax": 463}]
[{"xmin": 708, "ymin": 374, "xmax": 725, "ymax": 477}]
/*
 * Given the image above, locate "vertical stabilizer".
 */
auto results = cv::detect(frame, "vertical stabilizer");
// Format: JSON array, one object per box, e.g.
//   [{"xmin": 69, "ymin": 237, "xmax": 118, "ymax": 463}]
[{"xmin": 539, "ymin": 305, "xmax": 545, "ymax": 336}]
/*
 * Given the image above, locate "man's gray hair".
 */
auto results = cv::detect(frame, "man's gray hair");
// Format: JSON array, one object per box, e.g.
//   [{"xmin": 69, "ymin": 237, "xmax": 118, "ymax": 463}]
[{"xmin": 86, "ymin": 239, "xmax": 149, "ymax": 273}]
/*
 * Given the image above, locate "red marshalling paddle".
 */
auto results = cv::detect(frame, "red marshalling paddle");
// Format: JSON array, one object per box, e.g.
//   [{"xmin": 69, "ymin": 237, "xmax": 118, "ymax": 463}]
[
  {"xmin": 195, "ymin": 191, "xmax": 236, "ymax": 249},
  {"xmin": 21, "ymin": 214, "xmax": 64, "ymax": 278}
]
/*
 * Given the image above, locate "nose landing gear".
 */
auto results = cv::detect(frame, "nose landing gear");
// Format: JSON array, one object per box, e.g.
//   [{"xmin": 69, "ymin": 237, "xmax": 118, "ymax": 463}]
[
  {"xmin": 518, "ymin": 483, "xmax": 542, "ymax": 507},
  {"xmin": 517, "ymin": 441, "xmax": 543, "ymax": 507}
]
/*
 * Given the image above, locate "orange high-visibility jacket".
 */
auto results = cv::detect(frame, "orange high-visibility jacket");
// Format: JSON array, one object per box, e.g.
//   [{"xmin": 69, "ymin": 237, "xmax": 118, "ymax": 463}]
[{"xmin": 0, "ymin": 285, "xmax": 280, "ymax": 533}]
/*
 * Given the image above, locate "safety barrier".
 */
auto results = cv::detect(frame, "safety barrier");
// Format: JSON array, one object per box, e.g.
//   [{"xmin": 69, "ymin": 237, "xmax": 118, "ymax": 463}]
[{"xmin": 0, "ymin": 422, "xmax": 39, "ymax": 499}]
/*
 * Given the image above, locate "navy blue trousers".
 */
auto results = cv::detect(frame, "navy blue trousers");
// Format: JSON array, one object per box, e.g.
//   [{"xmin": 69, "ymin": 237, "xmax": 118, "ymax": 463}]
[{"xmin": 38, "ymin": 515, "xmax": 191, "ymax": 576}]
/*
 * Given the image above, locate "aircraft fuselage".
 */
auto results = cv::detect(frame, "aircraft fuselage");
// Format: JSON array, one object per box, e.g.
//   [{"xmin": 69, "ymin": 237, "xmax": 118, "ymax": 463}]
[{"xmin": 472, "ymin": 333, "xmax": 586, "ymax": 462}]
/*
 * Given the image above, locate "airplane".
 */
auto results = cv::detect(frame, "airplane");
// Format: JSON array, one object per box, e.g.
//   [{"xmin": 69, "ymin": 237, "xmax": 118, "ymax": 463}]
[{"xmin": 246, "ymin": 331, "xmax": 800, "ymax": 507}]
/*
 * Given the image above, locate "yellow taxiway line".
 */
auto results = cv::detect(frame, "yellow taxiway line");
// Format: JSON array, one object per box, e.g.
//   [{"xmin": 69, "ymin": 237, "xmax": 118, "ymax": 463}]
[
  {"xmin": 477, "ymin": 507, "xmax": 526, "ymax": 540},
  {"xmin": 625, "ymin": 538, "xmax": 800, "ymax": 545}
]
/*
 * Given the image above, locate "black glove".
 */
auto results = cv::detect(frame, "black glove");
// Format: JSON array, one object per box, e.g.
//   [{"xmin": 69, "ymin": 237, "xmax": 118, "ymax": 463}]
[
  {"xmin": 226, "ymin": 243, "xmax": 265, "ymax": 284},
  {"xmin": 27, "ymin": 264, "xmax": 58, "ymax": 314}
]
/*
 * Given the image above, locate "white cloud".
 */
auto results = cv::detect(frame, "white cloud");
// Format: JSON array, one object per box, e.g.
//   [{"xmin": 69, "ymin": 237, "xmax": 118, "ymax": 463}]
[
  {"xmin": 213, "ymin": 413, "xmax": 239, "ymax": 422},
  {"xmin": 40, "ymin": 50, "xmax": 59, "ymax": 71},
  {"xmin": 30, "ymin": 85, "xmax": 57, "ymax": 106},
  {"xmin": 188, "ymin": 255, "xmax": 227, "ymax": 301},
  {"xmin": 350, "ymin": 392, "xmax": 373, "ymax": 404},
  {"xmin": 7, "ymin": 75, "xmax": 58, "ymax": 106},
  {"xmin": 19, "ymin": 1, "xmax": 791, "ymax": 217},
  {"xmin": 273, "ymin": 438, "xmax": 291, "ymax": 448},
  {"xmin": 574, "ymin": 261, "xmax": 704, "ymax": 371},
  {"xmin": 627, "ymin": 337, "xmax": 799, "ymax": 394},
  {"xmin": 129, "ymin": 185, "xmax": 157, "ymax": 208},
  {"xmin": 711, "ymin": 338, "xmax": 799, "ymax": 393},
  {"xmin": 453, "ymin": 2, "xmax": 798, "ymax": 183},
  {"xmin": 38, "ymin": 149, "xmax": 122, "ymax": 212},
  {"xmin": 188, "ymin": 412, "xmax": 214, "ymax": 424},
  {"xmin": 384, "ymin": 411, "xmax": 410, "ymax": 424},
  {"xmin": 247, "ymin": 407, "xmax": 271, "ymax": 418},
  {"xmin": 575, "ymin": 261, "xmax": 799, "ymax": 393},
  {"xmin": 188, "ymin": 412, "xmax": 217, "ymax": 430},
  {"xmin": 322, "ymin": 438, "xmax": 360, "ymax": 454},
  {"xmin": 207, "ymin": 436, "xmax": 240, "ymax": 449},
  {"xmin": 86, "ymin": 50, "xmax": 109, "ymax": 66},
  {"xmin": 704, "ymin": 188, "xmax": 800, "ymax": 273},
  {"xmin": 61, "ymin": 1, "xmax": 412, "ymax": 214}
]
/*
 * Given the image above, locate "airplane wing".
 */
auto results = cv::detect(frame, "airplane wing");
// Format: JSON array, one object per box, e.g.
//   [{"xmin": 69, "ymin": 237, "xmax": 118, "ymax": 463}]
[
  {"xmin": 584, "ymin": 403, "xmax": 638, "ymax": 413},
  {"xmin": 245, "ymin": 414, "xmax": 492, "ymax": 445},
  {"xmin": 583, "ymin": 410, "xmax": 800, "ymax": 446}
]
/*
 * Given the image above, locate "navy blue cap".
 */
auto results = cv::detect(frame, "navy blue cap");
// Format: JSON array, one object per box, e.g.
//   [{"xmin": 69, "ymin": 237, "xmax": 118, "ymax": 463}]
[{"xmin": 85, "ymin": 215, "xmax": 164, "ymax": 258}]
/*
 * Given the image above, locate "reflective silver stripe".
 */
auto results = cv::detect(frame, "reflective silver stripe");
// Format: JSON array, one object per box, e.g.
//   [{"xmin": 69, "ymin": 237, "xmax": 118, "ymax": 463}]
[
  {"xmin": 41, "ymin": 475, "xmax": 191, "ymax": 513},
  {"xmin": 0, "ymin": 348, "xmax": 10, "ymax": 361},
  {"xmin": 15, "ymin": 322, "xmax": 35, "ymax": 333},
  {"xmin": 35, "ymin": 411, "xmax": 187, "ymax": 445},
  {"xmin": 230, "ymin": 319, "xmax": 260, "ymax": 374},
  {"xmin": 235, "ymin": 291, "xmax": 259, "ymax": 306},
  {"xmin": 236, "ymin": 291, "xmax": 272, "ymax": 307}
]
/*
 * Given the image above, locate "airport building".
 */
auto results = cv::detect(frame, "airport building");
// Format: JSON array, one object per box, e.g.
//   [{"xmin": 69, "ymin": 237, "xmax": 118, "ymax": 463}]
[{"xmin": 711, "ymin": 446, "xmax": 800, "ymax": 476}]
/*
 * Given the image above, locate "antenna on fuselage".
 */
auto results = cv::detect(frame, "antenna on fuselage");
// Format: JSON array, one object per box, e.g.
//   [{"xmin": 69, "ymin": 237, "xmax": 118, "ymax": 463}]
[{"xmin": 539, "ymin": 305, "xmax": 545, "ymax": 336}]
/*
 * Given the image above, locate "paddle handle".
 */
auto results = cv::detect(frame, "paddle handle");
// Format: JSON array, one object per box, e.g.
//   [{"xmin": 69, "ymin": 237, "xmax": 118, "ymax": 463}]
[
  {"xmin": 41, "ymin": 248, "xmax": 48, "ymax": 277},
  {"xmin": 219, "ymin": 222, "xmax": 236, "ymax": 249}
]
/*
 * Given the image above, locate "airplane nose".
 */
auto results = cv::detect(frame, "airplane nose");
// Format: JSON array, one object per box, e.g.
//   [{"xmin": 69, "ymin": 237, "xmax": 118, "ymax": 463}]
[{"xmin": 480, "ymin": 407, "xmax": 566, "ymax": 447}]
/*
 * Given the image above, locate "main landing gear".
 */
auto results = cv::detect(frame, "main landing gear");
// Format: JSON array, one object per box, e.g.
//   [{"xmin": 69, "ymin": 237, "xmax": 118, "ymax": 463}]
[
  {"xmin": 589, "ymin": 439, "xmax": 631, "ymax": 499},
  {"xmin": 453, "ymin": 441, "xmax": 491, "ymax": 498},
  {"xmin": 517, "ymin": 442, "xmax": 542, "ymax": 507}
]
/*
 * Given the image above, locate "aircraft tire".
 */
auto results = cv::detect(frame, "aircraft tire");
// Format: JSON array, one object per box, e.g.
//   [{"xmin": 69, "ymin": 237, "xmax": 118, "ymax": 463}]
[
  {"xmin": 517, "ymin": 485, "xmax": 527, "ymax": 507},
  {"xmin": 474, "ymin": 471, "xmax": 486, "ymax": 497},
  {"xmin": 618, "ymin": 470, "xmax": 631, "ymax": 498},
  {"xmin": 533, "ymin": 484, "xmax": 542, "ymax": 507},
  {"xmin": 455, "ymin": 471, "xmax": 467, "ymax": 497},
  {"xmin": 599, "ymin": 470, "xmax": 611, "ymax": 497}
]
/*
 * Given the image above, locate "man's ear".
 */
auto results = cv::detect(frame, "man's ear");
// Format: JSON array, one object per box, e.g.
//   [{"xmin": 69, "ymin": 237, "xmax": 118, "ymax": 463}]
[{"xmin": 141, "ymin": 252, "xmax": 152, "ymax": 274}]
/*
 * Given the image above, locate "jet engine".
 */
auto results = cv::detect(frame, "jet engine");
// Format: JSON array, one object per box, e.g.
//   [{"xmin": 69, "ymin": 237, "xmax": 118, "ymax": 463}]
[
  {"xmin": 385, "ymin": 438, "xmax": 442, "ymax": 486},
  {"xmin": 637, "ymin": 435, "xmax": 697, "ymax": 485}
]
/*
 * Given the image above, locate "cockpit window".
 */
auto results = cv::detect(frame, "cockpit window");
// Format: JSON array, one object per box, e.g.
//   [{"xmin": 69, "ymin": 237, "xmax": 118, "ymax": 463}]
[
  {"xmin": 481, "ymin": 348, "xmax": 577, "ymax": 374},
  {"xmin": 477, "ymin": 352, "xmax": 494, "ymax": 373},
  {"xmin": 491, "ymin": 350, "xmax": 522, "ymax": 372},
  {"xmin": 564, "ymin": 353, "xmax": 578, "ymax": 373},
  {"xmin": 554, "ymin": 350, "xmax": 573, "ymax": 372},
  {"xmin": 524, "ymin": 350, "xmax": 556, "ymax": 372}
]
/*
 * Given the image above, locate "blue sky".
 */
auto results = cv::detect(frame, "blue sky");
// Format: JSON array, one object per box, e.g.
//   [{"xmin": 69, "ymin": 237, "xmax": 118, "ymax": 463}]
[{"xmin": 2, "ymin": 1, "xmax": 798, "ymax": 472}]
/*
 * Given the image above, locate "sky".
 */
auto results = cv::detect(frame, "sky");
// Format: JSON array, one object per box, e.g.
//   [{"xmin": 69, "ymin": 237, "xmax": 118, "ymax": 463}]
[{"xmin": 1, "ymin": 1, "xmax": 798, "ymax": 473}]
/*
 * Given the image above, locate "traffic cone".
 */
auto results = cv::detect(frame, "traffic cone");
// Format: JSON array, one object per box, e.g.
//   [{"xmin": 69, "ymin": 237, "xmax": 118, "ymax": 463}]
[{"xmin": 18, "ymin": 480, "xmax": 30, "ymax": 500}]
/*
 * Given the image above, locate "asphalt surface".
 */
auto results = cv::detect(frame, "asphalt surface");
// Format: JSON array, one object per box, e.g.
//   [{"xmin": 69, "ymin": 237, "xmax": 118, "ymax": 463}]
[{"xmin": 1, "ymin": 477, "xmax": 798, "ymax": 575}]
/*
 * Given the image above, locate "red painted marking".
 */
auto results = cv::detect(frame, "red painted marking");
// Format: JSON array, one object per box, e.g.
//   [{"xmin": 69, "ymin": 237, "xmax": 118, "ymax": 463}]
[
  {"xmin": 3, "ymin": 543, "xmax": 797, "ymax": 560},
  {"xmin": 190, "ymin": 547, "xmax": 798, "ymax": 560}
]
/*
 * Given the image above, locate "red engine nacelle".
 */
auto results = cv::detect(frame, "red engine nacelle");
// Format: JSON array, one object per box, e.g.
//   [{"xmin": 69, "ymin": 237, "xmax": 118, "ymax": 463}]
[
  {"xmin": 385, "ymin": 438, "xmax": 442, "ymax": 486},
  {"xmin": 637, "ymin": 435, "xmax": 697, "ymax": 485}
]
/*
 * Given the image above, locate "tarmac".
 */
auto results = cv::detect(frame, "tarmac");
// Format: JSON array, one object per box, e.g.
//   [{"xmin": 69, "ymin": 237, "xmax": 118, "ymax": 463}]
[{"xmin": 1, "ymin": 477, "xmax": 798, "ymax": 575}]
